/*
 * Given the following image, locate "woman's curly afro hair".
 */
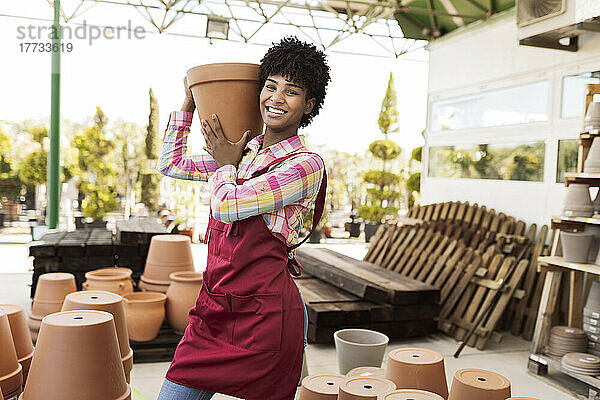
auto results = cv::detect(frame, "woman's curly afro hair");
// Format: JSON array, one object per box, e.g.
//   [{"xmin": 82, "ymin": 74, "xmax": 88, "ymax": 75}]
[{"xmin": 259, "ymin": 36, "xmax": 331, "ymax": 129}]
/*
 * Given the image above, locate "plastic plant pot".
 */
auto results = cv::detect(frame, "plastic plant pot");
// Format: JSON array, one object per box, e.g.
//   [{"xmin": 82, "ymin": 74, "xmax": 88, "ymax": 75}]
[
  {"xmin": 560, "ymin": 232, "xmax": 594, "ymax": 263},
  {"xmin": 334, "ymin": 329, "xmax": 389, "ymax": 375},
  {"xmin": 166, "ymin": 271, "xmax": 203, "ymax": 334},
  {"xmin": 563, "ymin": 184, "xmax": 593, "ymax": 217},
  {"xmin": 123, "ymin": 292, "xmax": 167, "ymax": 342},
  {"xmin": 385, "ymin": 348, "xmax": 448, "ymax": 399},
  {"xmin": 0, "ymin": 305, "xmax": 34, "ymax": 385}
]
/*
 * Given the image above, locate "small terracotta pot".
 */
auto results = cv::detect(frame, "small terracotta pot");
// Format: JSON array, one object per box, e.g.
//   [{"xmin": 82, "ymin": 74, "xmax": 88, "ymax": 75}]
[
  {"xmin": 563, "ymin": 184, "xmax": 593, "ymax": 217},
  {"xmin": 299, "ymin": 374, "xmax": 348, "ymax": 400},
  {"xmin": 187, "ymin": 63, "xmax": 264, "ymax": 143},
  {"xmin": 447, "ymin": 369, "xmax": 510, "ymax": 400},
  {"xmin": 166, "ymin": 271, "xmax": 203, "ymax": 334},
  {"xmin": 385, "ymin": 348, "xmax": 448, "ymax": 399},
  {"xmin": 123, "ymin": 292, "xmax": 167, "ymax": 342},
  {"xmin": 0, "ymin": 313, "xmax": 23, "ymax": 399},
  {"xmin": 0, "ymin": 305, "xmax": 34, "ymax": 385},
  {"xmin": 21, "ymin": 310, "xmax": 130, "ymax": 400},
  {"xmin": 32, "ymin": 273, "xmax": 77, "ymax": 304},
  {"xmin": 141, "ymin": 235, "xmax": 194, "ymax": 291},
  {"xmin": 560, "ymin": 232, "xmax": 594, "ymax": 263},
  {"xmin": 334, "ymin": 329, "xmax": 389, "ymax": 374},
  {"xmin": 338, "ymin": 376, "xmax": 396, "ymax": 400},
  {"xmin": 83, "ymin": 268, "xmax": 134, "ymax": 296},
  {"xmin": 61, "ymin": 291, "xmax": 133, "ymax": 383},
  {"xmin": 347, "ymin": 367, "xmax": 386, "ymax": 378},
  {"xmin": 377, "ymin": 389, "xmax": 444, "ymax": 400}
]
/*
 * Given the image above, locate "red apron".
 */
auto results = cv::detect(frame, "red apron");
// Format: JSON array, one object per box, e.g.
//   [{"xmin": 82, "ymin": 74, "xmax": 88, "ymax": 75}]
[{"xmin": 166, "ymin": 151, "xmax": 327, "ymax": 400}]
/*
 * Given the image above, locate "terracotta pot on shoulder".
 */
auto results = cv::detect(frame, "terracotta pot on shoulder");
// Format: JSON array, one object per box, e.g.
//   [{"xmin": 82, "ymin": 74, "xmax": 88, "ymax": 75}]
[
  {"xmin": 337, "ymin": 376, "xmax": 396, "ymax": 400},
  {"xmin": 61, "ymin": 291, "xmax": 133, "ymax": 384},
  {"xmin": 123, "ymin": 292, "xmax": 167, "ymax": 342},
  {"xmin": 83, "ymin": 268, "xmax": 134, "ymax": 296},
  {"xmin": 0, "ymin": 313, "xmax": 23, "ymax": 399},
  {"xmin": 447, "ymin": 369, "xmax": 510, "ymax": 400},
  {"xmin": 0, "ymin": 305, "xmax": 34, "ymax": 385},
  {"xmin": 21, "ymin": 310, "xmax": 130, "ymax": 400},
  {"xmin": 377, "ymin": 389, "xmax": 444, "ymax": 400},
  {"xmin": 347, "ymin": 367, "xmax": 386, "ymax": 378},
  {"xmin": 334, "ymin": 329, "xmax": 389, "ymax": 374},
  {"xmin": 385, "ymin": 348, "xmax": 448, "ymax": 399},
  {"xmin": 187, "ymin": 63, "xmax": 264, "ymax": 143},
  {"xmin": 140, "ymin": 235, "xmax": 194, "ymax": 293},
  {"xmin": 166, "ymin": 271, "xmax": 203, "ymax": 334},
  {"xmin": 299, "ymin": 374, "xmax": 348, "ymax": 400}
]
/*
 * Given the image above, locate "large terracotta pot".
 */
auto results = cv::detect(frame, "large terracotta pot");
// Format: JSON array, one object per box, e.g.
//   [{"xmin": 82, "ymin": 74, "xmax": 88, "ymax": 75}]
[
  {"xmin": 123, "ymin": 292, "xmax": 167, "ymax": 342},
  {"xmin": 377, "ymin": 390, "xmax": 444, "ymax": 400},
  {"xmin": 21, "ymin": 310, "xmax": 130, "ymax": 400},
  {"xmin": 83, "ymin": 268, "xmax": 134, "ymax": 296},
  {"xmin": 337, "ymin": 376, "xmax": 396, "ymax": 400},
  {"xmin": 447, "ymin": 369, "xmax": 510, "ymax": 400},
  {"xmin": 560, "ymin": 232, "xmax": 594, "ymax": 263},
  {"xmin": 187, "ymin": 63, "xmax": 264, "ymax": 143},
  {"xmin": 0, "ymin": 305, "xmax": 34, "ymax": 385},
  {"xmin": 61, "ymin": 291, "xmax": 133, "ymax": 383},
  {"xmin": 166, "ymin": 271, "xmax": 203, "ymax": 334},
  {"xmin": 141, "ymin": 235, "xmax": 195, "ymax": 293},
  {"xmin": 563, "ymin": 184, "xmax": 593, "ymax": 217},
  {"xmin": 0, "ymin": 313, "xmax": 23, "ymax": 399},
  {"xmin": 334, "ymin": 329, "xmax": 389, "ymax": 374},
  {"xmin": 299, "ymin": 374, "xmax": 348, "ymax": 400},
  {"xmin": 385, "ymin": 348, "xmax": 448, "ymax": 399}
]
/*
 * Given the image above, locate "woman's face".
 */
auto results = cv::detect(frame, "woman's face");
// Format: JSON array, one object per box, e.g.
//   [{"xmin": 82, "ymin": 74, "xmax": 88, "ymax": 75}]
[{"xmin": 259, "ymin": 74, "xmax": 315, "ymax": 132}]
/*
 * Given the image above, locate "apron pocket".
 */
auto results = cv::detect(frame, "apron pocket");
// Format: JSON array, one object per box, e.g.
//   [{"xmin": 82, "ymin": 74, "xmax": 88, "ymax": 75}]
[
  {"xmin": 230, "ymin": 292, "xmax": 283, "ymax": 352},
  {"xmin": 206, "ymin": 219, "xmax": 238, "ymax": 261},
  {"xmin": 193, "ymin": 282, "xmax": 234, "ymax": 344}
]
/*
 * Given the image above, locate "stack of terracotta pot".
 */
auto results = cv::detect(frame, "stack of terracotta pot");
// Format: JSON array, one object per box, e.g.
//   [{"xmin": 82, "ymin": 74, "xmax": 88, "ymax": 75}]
[
  {"xmin": 28, "ymin": 272, "xmax": 77, "ymax": 341},
  {"xmin": 123, "ymin": 292, "xmax": 167, "ymax": 342},
  {"xmin": 61, "ymin": 291, "xmax": 134, "ymax": 383},
  {"xmin": 0, "ymin": 305, "xmax": 34, "ymax": 384},
  {"xmin": 561, "ymin": 352, "xmax": 600, "ymax": 376},
  {"xmin": 166, "ymin": 271, "xmax": 203, "ymax": 334},
  {"xmin": 20, "ymin": 310, "xmax": 131, "ymax": 399},
  {"xmin": 139, "ymin": 235, "xmax": 195, "ymax": 293},
  {"xmin": 0, "ymin": 313, "xmax": 23, "ymax": 399},
  {"xmin": 82, "ymin": 267, "xmax": 135, "ymax": 296},
  {"xmin": 547, "ymin": 326, "xmax": 588, "ymax": 357}
]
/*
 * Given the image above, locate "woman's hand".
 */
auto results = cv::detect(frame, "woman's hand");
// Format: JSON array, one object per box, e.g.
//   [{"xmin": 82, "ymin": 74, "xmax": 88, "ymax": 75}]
[
  {"xmin": 181, "ymin": 77, "xmax": 195, "ymax": 112},
  {"xmin": 201, "ymin": 114, "xmax": 251, "ymax": 168}
]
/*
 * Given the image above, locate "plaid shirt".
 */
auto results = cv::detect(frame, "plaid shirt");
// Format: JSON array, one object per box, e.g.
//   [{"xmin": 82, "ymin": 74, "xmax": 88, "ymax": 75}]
[{"xmin": 158, "ymin": 111, "xmax": 325, "ymax": 247}]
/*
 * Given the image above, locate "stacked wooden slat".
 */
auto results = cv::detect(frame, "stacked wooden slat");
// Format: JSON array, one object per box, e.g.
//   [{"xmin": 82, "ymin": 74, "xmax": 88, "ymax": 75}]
[
  {"xmin": 29, "ymin": 217, "xmax": 169, "ymax": 297},
  {"xmin": 295, "ymin": 247, "xmax": 440, "ymax": 344},
  {"xmin": 364, "ymin": 201, "xmax": 549, "ymax": 349}
]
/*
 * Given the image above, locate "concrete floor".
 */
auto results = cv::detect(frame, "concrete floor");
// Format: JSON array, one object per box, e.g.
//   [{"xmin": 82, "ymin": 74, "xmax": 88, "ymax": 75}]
[{"xmin": 0, "ymin": 229, "xmax": 585, "ymax": 399}]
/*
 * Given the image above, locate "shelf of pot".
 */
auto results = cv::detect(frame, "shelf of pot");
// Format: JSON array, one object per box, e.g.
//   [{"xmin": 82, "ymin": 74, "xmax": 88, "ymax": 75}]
[
  {"xmin": 537, "ymin": 256, "xmax": 600, "ymax": 275},
  {"xmin": 551, "ymin": 216, "xmax": 600, "ymax": 230},
  {"xmin": 534, "ymin": 353, "xmax": 600, "ymax": 389},
  {"xmin": 564, "ymin": 173, "xmax": 600, "ymax": 186}
]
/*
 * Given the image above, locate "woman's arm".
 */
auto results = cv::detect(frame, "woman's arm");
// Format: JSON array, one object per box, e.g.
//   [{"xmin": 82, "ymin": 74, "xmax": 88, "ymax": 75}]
[
  {"xmin": 208, "ymin": 153, "xmax": 325, "ymax": 223},
  {"xmin": 157, "ymin": 110, "xmax": 220, "ymax": 182}
]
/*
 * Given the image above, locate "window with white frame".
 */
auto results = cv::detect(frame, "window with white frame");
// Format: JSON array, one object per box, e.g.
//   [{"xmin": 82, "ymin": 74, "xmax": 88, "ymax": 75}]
[
  {"xmin": 429, "ymin": 81, "xmax": 550, "ymax": 131},
  {"xmin": 561, "ymin": 71, "xmax": 600, "ymax": 119}
]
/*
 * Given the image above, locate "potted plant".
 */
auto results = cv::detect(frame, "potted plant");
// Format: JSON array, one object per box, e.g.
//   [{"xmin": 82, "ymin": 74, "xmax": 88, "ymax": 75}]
[{"xmin": 359, "ymin": 73, "xmax": 401, "ymax": 242}]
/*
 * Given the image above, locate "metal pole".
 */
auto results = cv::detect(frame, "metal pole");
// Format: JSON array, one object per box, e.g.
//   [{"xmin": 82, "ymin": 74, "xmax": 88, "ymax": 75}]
[{"xmin": 47, "ymin": 0, "xmax": 61, "ymax": 229}]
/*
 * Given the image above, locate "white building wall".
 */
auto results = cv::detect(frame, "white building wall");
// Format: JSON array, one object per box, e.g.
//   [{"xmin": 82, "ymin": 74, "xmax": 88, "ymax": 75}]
[{"xmin": 422, "ymin": 9, "xmax": 600, "ymax": 227}]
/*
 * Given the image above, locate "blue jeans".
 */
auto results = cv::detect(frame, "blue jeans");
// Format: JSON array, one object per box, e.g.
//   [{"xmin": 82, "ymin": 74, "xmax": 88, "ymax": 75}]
[{"xmin": 157, "ymin": 379, "xmax": 214, "ymax": 400}]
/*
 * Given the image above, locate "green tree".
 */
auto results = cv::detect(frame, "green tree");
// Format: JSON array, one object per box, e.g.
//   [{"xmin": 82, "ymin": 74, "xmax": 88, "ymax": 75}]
[
  {"xmin": 359, "ymin": 73, "xmax": 402, "ymax": 224},
  {"xmin": 72, "ymin": 107, "xmax": 119, "ymax": 219},
  {"xmin": 141, "ymin": 88, "xmax": 160, "ymax": 213}
]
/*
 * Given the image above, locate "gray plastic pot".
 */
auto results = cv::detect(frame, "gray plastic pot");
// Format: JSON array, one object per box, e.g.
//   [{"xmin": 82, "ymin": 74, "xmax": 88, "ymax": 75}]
[
  {"xmin": 334, "ymin": 329, "xmax": 389, "ymax": 375},
  {"xmin": 563, "ymin": 184, "xmax": 593, "ymax": 217},
  {"xmin": 561, "ymin": 232, "xmax": 595, "ymax": 263}
]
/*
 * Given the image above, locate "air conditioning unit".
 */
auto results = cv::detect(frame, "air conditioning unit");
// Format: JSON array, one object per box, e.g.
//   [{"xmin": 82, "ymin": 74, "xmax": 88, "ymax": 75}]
[{"xmin": 517, "ymin": 0, "xmax": 600, "ymax": 51}]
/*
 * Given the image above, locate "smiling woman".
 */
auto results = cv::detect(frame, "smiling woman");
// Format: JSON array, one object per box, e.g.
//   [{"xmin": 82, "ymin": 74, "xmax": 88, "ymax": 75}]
[{"xmin": 157, "ymin": 36, "xmax": 331, "ymax": 400}]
